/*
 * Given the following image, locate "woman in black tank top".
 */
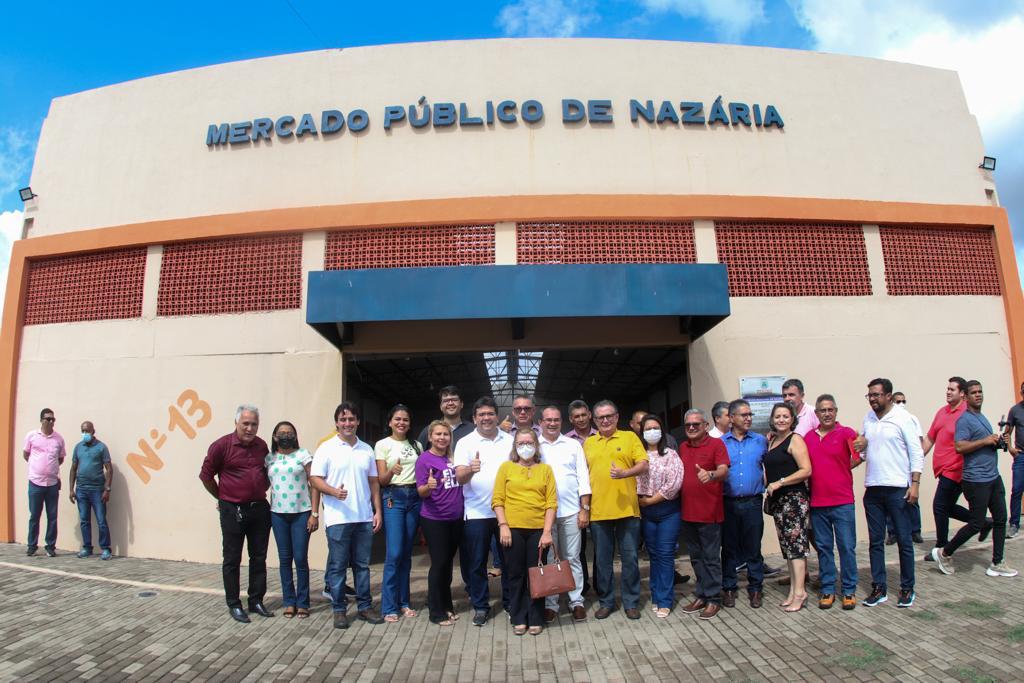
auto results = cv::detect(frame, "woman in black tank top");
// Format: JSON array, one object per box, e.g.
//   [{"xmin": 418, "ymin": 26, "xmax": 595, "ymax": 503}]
[{"xmin": 765, "ymin": 403, "xmax": 813, "ymax": 612}]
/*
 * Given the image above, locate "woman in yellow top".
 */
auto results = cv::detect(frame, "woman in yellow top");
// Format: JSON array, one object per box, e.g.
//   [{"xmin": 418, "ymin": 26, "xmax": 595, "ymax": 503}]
[{"xmin": 493, "ymin": 429, "xmax": 557, "ymax": 636}]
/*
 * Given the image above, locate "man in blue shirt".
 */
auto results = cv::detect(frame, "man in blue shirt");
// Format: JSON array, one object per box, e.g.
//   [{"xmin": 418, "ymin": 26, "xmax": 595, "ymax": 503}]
[
  {"xmin": 69, "ymin": 421, "xmax": 113, "ymax": 560},
  {"xmin": 932, "ymin": 381, "xmax": 1017, "ymax": 577},
  {"xmin": 720, "ymin": 399, "xmax": 768, "ymax": 608}
]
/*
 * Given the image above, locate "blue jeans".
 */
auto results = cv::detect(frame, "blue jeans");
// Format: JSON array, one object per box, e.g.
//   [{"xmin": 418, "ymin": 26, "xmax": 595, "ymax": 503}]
[
  {"xmin": 462, "ymin": 518, "xmax": 509, "ymax": 612},
  {"xmin": 864, "ymin": 486, "xmax": 914, "ymax": 592},
  {"xmin": 1010, "ymin": 455, "xmax": 1024, "ymax": 527},
  {"xmin": 641, "ymin": 499, "xmax": 681, "ymax": 609},
  {"xmin": 811, "ymin": 503, "xmax": 857, "ymax": 595},
  {"xmin": 270, "ymin": 510, "xmax": 311, "ymax": 609},
  {"xmin": 325, "ymin": 522, "xmax": 373, "ymax": 613},
  {"xmin": 27, "ymin": 482, "xmax": 59, "ymax": 551},
  {"xmin": 381, "ymin": 487, "xmax": 421, "ymax": 616},
  {"xmin": 886, "ymin": 499, "xmax": 921, "ymax": 535},
  {"xmin": 721, "ymin": 495, "xmax": 764, "ymax": 593},
  {"xmin": 76, "ymin": 488, "xmax": 110, "ymax": 552},
  {"xmin": 591, "ymin": 516, "xmax": 641, "ymax": 610}
]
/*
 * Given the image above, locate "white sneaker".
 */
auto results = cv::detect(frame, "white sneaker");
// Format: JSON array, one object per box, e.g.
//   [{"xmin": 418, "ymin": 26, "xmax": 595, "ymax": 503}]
[
  {"xmin": 986, "ymin": 562, "xmax": 1019, "ymax": 577},
  {"xmin": 931, "ymin": 547, "xmax": 955, "ymax": 575}
]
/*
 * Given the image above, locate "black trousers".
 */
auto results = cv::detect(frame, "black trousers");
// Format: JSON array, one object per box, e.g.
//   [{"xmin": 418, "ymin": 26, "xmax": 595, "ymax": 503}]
[
  {"xmin": 421, "ymin": 517, "xmax": 464, "ymax": 623},
  {"xmin": 507, "ymin": 528, "xmax": 545, "ymax": 626},
  {"xmin": 944, "ymin": 476, "xmax": 1007, "ymax": 564},
  {"xmin": 219, "ymin": 500, "xmax": 271, "ymax": 609},
  {"xmin": 932, "ymin": 474, "xmax": 973, "ymax": 547}
]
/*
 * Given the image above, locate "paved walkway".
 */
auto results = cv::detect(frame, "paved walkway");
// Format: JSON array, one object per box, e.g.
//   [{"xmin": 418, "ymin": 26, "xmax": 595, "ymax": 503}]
[{"xmin": 1, "ymin": 534, "xmax": 1023, "ymax": 682}]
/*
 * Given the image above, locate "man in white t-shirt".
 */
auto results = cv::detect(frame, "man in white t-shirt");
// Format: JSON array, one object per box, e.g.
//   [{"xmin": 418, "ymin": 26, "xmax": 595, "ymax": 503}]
[
  {"xmin": 707, "ymin": 402, "xmax": 731, "ymax": 439},
  {"xmin": 454, "ymin": 396, "xmax": 512, "ymax": 626},
  {"xmin": 310, "ymin": 402, "xmax": 384, "ymax": 630},
  {"xmin": 538, "ymin": 405, "xmax": 591, "ymax": 623}
]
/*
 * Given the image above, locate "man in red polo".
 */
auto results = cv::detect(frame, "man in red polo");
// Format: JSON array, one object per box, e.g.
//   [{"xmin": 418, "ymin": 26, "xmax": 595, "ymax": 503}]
[
  {"xmin": 678, "ymin": 408, "xmax": 730, "ymax": 619},
  {"xmin": 922, "ymin": 376, "xmax": 992, "ymax": 562}
]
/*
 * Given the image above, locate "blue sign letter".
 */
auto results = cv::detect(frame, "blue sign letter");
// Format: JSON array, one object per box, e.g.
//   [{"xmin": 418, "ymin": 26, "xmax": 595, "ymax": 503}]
[
  {"xmin": 206, "ymin": 123, "xmax": 229, "ymax": 146},
  {"xmin": 562, "ymin": 99, "xmax": 585, "ymax": 123}
]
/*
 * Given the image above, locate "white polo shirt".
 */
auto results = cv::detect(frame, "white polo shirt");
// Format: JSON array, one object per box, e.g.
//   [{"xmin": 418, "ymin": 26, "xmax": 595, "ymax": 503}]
[
  {"xmin": 862, "ymin": 407, "xmax": 924, "ymax": 488},
  {"xmin": 539, "ymin": 432, "xmax": 591, "ymax": 517},
  {"xmin": 310, "ymin": 435, "xmax": 377, "ymax": 527},
  {"xmin": 453, "ymin": 428, "xmax": 512, "ymax": 520}
]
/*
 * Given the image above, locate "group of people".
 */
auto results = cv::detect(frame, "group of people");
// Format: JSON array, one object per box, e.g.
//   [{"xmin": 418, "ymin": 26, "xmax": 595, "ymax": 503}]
[{"xmin": 22, "ymin": 376, "xmax": 1024, "ymax": 632}]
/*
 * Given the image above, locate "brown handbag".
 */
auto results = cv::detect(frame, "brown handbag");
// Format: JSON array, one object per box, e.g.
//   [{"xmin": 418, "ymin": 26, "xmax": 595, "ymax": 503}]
[{"xmin": 528, "ymin": 542, "xmax": 577, "ymax": 599}]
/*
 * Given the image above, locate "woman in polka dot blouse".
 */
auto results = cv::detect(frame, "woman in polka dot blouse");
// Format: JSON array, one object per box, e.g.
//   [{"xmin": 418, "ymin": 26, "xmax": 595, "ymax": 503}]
[{"xmin": 266, "ymin": 421, "xmax": 320, "ymax": 618}]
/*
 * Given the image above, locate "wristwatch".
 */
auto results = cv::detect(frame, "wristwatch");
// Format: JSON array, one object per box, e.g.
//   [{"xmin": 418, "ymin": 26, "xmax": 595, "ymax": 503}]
[
  {"xmin": 581, "ymin": 504, "xmax": 591, "ymax": 511},
  {"xmin": 311, "ymin": 512, "xmax": 319, "ymax": 518},
  {"xmin": 708, "ymin": 471, "xmax": 715, "ymax": 480}
]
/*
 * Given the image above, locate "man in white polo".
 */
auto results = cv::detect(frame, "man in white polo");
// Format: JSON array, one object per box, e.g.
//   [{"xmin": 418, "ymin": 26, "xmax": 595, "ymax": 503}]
[
  {"xmin": 455, "ymin": 396, "xmax": 513, "ymax": 626},
  {"xmin": 538, "ymin": 405, "xmax": 591, "ymax": 623}
]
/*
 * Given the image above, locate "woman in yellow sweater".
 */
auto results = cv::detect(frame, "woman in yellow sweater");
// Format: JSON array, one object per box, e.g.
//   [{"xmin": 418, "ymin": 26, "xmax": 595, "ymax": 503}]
[{"xmin": 493, "ymin": 429, "xmax": 558, "ymax": 635}]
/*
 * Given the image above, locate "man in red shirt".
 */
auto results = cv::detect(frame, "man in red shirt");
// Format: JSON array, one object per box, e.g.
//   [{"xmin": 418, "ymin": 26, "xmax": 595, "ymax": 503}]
[
  {"xmin": 200, "ymin": 405, "xmax": 272, "ymax": 624},
  {"xmin": 678, "ymin": 408, "xmax": 730, "ymax": 620},
  {"xmin": 922, "ymin": 377, "xmax": 992, "ymax": 562}
]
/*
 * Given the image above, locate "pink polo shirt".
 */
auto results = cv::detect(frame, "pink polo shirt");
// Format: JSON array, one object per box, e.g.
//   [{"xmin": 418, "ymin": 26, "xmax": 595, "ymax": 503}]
[
  {"xmin": 805, "ymin": 424, "xmax": 858, "ymax": 507},
  {"xmin": 24, "ymin": 430, "xmax": 66, "ymax": 487},
  {"xmin": 927, "ymin": 401, "xmax": 967, "ymax": 483},
  {"xmin": 794, "ymin": 402, "xmax": 820, "ymax": 438}
]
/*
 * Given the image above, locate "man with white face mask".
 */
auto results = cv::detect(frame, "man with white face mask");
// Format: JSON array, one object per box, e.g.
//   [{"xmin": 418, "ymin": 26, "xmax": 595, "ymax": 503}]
[{"xmin": 537, "ymin": 406, "xmax": 591, "ymax": 623}]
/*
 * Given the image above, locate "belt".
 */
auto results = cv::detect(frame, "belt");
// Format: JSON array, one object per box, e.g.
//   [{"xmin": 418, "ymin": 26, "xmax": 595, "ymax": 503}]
[
  {"xmin": 726, "ymin": 494, "xmax": 762, "ymax": 501},
  {"xmin": 221, "ymin": 499, "xmax": 268, "ymax": 507},
  {"xmin": 386, "ymin": 484, "xmax": 416, "ymax": 489}
]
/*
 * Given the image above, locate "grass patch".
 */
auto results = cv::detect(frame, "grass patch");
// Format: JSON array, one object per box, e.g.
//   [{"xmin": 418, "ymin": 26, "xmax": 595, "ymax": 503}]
[
  {"xmin": 908, "ymin": 609, "xmax": 940, "ymax": 621},
  {"xmin": 953, "ymin": 666, "xmax": 997, "ymax": 683},
  {"xmin": 1008, "ymin": 625, "xmax": 1024, "ymax": 642},
  {"xmin": 837, "ymin": 640, "xmax": 889, "ymax": 670},
  {"xmin": 938, "ymin": 599, "xmax": 1005, "ymax": 618}
]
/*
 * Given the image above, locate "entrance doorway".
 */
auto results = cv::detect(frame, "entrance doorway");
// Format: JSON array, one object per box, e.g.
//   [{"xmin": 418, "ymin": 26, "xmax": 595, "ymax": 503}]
[{"xmin": 343, "ymin": 345, "xmax": 691, "ymax": 445}]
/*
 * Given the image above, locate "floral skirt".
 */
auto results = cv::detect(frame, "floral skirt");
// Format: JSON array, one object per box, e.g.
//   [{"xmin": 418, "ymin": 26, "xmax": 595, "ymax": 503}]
[{"xmin": 771, "ymin": 488, "xmax": 810, "ymax": 560}]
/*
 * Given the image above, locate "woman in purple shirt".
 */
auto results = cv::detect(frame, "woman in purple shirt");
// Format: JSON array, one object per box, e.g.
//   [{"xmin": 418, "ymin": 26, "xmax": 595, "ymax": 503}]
[{"xmin": 415, "ymin": 420, "xmax": 465, "ymax": 626}]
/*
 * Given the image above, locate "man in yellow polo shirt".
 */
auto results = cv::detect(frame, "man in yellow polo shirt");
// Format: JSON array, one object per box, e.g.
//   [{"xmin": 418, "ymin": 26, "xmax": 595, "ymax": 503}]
[{"xmin": 585, "ymin": 399, "xmax": 649, "ymax": 620}]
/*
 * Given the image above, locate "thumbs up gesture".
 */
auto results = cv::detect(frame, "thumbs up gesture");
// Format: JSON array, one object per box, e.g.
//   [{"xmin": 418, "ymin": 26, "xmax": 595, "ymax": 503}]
[
  {"xmin": 336, "ymin": 483, "xmax": 348, "ymax": 500},
  {"xmin": 390, "ymin": 461, "xmax": 404, "ymax": 476},
  {"xmin": 499, "ymin": 414, "xmax": 513, "ymax": 432},
  {"xmin": 610, "ymin": 461, "xmax": 623, "ymax": 479},
  {"xmin": 470, "ymin": 451, "xmax": 482, "ymax": 473},
  {"xmin": 427, "ymin": 469, "xmax": 438, "ymax": 490},
  {"xmin": 696, "ymin": 465, "xmax": 711, "ymax": 485}
]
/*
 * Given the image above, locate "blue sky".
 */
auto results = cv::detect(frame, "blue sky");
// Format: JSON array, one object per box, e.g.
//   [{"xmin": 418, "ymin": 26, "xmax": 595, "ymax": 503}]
[{"xmin": 1, "ymin": 0, "xmax": 1022, "ymax": 290}]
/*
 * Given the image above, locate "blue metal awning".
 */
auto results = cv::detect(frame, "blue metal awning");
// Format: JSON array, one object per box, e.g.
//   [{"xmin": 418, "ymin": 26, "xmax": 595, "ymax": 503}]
[{"xmin": 306, "ymin": 263, "xmax": 730, "ymax": 346}]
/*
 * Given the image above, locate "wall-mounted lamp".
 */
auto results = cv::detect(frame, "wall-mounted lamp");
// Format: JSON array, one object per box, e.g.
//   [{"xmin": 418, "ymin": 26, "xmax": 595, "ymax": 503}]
[
  {"xmin": 980, "ymin": 157, "xmax": 997, "ymax": 171},
  {"xmin": 18, "ymin": 186, "xmax": 36, "ymax": 202}
]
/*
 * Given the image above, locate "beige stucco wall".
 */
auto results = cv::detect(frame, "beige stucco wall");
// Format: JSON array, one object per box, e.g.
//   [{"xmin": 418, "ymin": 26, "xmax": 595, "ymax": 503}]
[
  {"xmin": 690, "ymin": 294, "xmax": 1017, "ymax": 553},
  {"xmin": 13, "ymin": 311, "xmax": 341, "ymax": 565},
  {"xmin": 26, "ymin": 39, "xmax": 993, "ymax": 235}
]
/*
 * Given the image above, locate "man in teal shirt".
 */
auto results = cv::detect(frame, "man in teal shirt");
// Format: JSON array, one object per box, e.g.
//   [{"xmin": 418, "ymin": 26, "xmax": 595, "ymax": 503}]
[{"xmin": 70, "ymin": 421, "xmax": 113, "ymax": 560}]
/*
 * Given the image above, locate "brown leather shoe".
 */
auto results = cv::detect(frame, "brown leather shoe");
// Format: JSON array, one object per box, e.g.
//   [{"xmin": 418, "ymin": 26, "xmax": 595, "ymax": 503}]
[
  {"xmin": 721, "ymin": 590, "xmax": 736, "ymax": 608},
  {"xmin": 544, "ymin": 608, "xmax": 558, "ymax": 624},
  {"xmin": 594, "ymin": 606, "xmax": 615, "ymax": 619},
  {"xmin": 698, "ymin": 602, "xmax": 721, "ymax": 620},
  {"xmin": 625, "ymin": 608, "xmax": 641, "ymax": 620},
  {"xmin": 681, "ymin": 598, "xmax": 707, "ymax": 614},
  {"xmin": 572, "ymin": 605, "xmax": 587, "ymax": 622},
  {"xmin": 749, "ymin": 591, "xmax": 763, "ymax": 608}
]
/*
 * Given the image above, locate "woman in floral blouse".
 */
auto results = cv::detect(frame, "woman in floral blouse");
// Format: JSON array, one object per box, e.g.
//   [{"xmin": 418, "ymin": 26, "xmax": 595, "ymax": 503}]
[{"xmin": 266, "ymin": 421, "xmax": 320, "ymax": 618}]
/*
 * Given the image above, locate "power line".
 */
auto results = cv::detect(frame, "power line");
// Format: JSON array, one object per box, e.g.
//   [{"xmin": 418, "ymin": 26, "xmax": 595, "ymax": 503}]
[{"xmin": 284, "ymin": 0, "xmax": 330, "ymax": 49}]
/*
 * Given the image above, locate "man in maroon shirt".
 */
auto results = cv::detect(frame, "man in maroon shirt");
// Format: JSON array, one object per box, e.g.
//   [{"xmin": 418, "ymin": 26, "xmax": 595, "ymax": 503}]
[
  {"xmin": 678, "ymin": 408, "xmax": 730, "ymax": 620},
  {"xmin": 200, "ymin": 405, "xmax": 272, "ymax": 624}
]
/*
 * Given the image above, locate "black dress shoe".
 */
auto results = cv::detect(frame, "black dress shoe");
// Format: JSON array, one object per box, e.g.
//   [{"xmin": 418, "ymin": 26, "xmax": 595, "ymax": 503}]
[
  {"xmin": 249, "ymin": 602, "xmax": 274, "ymax": 618},
  {"xmin": 912, "ymin": 532, "xmax": 924, "ymax": 544},
  {"xmin": 357, "ymin": 609, "xmax": 384, "ymax": 624},
  {"xmin": 673, "ymin": 571, "xmax": 691, "ymax": 585},
  {"xmin": 229, "ymin": 607, "xmax": 251, "ymax": 623}
]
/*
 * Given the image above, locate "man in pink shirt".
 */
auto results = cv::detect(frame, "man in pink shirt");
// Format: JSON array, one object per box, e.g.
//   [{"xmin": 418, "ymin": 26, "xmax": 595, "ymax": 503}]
[
  {"xmin": 805, "ymin": 395, "xmax": 861, "ymax": 610},
  {"xmin": 24, "ymin": 408, "xmax": 66, "ymax": 557},
  {"xmin": 783, "ymin": 379, "xmax": 820, "ymax": 438},
  {"xmin": 922, "ymin": 377, "xmax": 992, "ymax": 561}
]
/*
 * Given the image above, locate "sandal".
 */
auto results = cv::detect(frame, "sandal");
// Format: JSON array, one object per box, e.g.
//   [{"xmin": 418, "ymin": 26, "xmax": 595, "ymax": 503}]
[
  {"xmin": 447, "ymin": 611, "xmax": 460, "ymax": 621},
  {"xmin": 528, "ymin": 626, "xmax": 543, "ymax": 636},
  {"xmin": 383, "ymin": 613, "xmax": 400, "ymax": 623},
  {"xmin": 282, "ymin": 606, "xmax": 296, "ymax": 618},
  {"xmin": 400, "ymin": 607, "xmax": 418, "ymax": 618},
  {"xmin": 296, "ymin": 608, "xmax": 309, "ymax": 619},
  {"xmin": 513, "ymin": 624, "xmax": 527, "ymax": 636},
  {"xmin": 437, "ymin": 618, "xmax": 455, "ymax": 626},
  {"xmin": 488, "ymin": 569, "xmax": 502, "ymax": 578},
  {"xmin": 656, "ymin": 607, "xmax": 671, "ymax": 619}
]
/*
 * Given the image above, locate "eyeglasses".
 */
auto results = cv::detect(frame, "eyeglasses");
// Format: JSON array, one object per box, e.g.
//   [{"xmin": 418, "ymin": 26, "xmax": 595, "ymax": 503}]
[
  {"xmin": 42, "ymin": 417, "xmax": 55, "ymax": 422},
  {"xmin": 894, "ymin": 400, "xmax": 906, "ymax": 405},
  {"xmin": 865, "ymin": 393, "xmax": 884, "ymax": 399},
  {"xmin": 512, "ymin": 406, "xmax": 533, "ymax": 413},
  {"xmin": 734, "ymin": 413, "xmax": 753, "ymax": 419},
  {"xmin": 684, "ymin": 423, "xmax": 704, "ymax": 430},
  {"xmin": 441, "ymin": 397, "xmax": 460, "ymax": 404},
  {"xmin": 594, "ymin": 414, "xmax": 617, "ymax": 422}
]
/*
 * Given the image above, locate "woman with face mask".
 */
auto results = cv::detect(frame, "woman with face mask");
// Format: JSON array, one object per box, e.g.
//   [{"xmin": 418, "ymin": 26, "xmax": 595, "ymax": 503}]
[
  {"xmin": 635, "ymin": 414, "xmax": 684, "ymax": 618},
  {"xmin": 492, "ymin": 429, "xmax": 558, "ymax": 635},
  {"xmin": 266, "ymin": 421, "xmax": 319, "ymax": 618}
]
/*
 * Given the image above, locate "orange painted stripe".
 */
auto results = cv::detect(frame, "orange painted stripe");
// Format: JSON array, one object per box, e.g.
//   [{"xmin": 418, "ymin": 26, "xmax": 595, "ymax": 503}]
[{"xmin": 1, "ymin": 194, "xmax": 1020, "ymax": 541}]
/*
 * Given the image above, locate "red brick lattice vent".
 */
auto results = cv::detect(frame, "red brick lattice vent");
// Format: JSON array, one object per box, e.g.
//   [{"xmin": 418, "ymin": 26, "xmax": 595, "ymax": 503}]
[
  {"xmin": 25, "ymin": 248, "xmax": 147, "ymax": 324},
  {"xmin": 325, "ymin": 225, "xmax": 495, "ymax": 269},
  {"xmin": 880, "ymin": 225, "xmax": 1000, "ymax": 295},
  {"xmin": 516, "ymin": 221, "xmax": 696, "ymax": 264}
]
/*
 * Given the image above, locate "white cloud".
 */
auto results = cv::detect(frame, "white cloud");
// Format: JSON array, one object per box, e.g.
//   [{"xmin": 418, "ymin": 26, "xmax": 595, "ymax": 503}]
[
  {"xmin": 639, "ymin": 0, "xmax": 765, "ymax": 41},
  {"xmin": 0, "ymin": 128, "xmax": 34, "ymax": 199},
  {"xmin": 497, "ymin": 0, "xmax": 598, "ymax": 37},
  {"xmin": 0, "ymin": 210, "xmax": 23, "ymax": 315}
]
